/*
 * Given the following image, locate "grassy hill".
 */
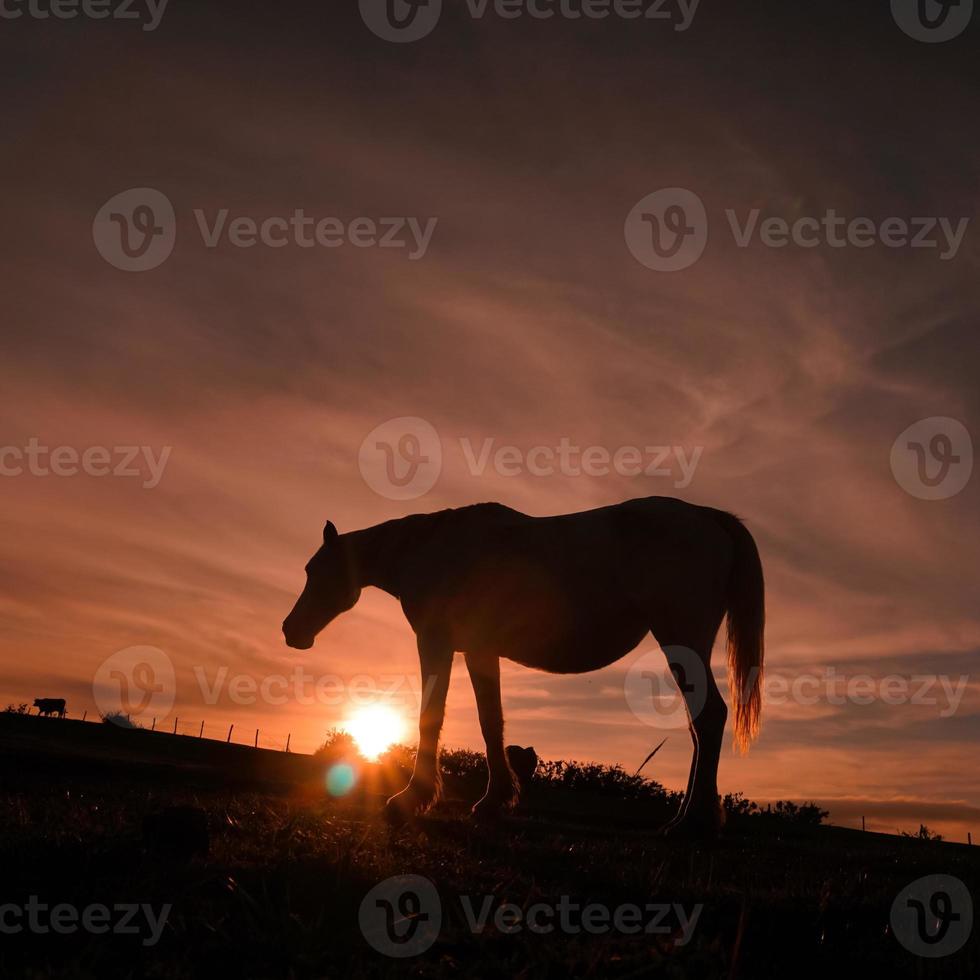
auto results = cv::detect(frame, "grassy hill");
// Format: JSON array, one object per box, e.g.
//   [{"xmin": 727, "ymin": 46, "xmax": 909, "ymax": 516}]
[{"xmin": 1, "ymin": 712, "xmax": 977, "ymax": 978}]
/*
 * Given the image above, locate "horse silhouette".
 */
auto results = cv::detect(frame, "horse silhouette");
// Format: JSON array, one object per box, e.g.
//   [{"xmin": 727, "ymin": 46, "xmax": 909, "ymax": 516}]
[{"xmin": 283, "ymin": 496, "xmax": 764, "ymax": 836}]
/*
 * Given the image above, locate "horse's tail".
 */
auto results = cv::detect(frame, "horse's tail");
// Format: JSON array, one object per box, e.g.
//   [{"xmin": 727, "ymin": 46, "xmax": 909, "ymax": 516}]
[{"xmin": 715, "ymin": 511, "xmax": 765, "ymax": 752}]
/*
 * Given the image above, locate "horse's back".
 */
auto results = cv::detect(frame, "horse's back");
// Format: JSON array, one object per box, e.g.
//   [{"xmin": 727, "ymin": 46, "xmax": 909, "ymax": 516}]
[
  {"xmin": 422, "ymin": 496, "xmax": 731, "ymax": 586},
  {"xmin": 403, "ymin": 497, "xmax": 731, "ymax": 669}
]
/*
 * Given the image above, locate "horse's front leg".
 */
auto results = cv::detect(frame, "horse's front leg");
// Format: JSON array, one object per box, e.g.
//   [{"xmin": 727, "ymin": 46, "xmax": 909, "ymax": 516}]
[
  {"xmin": 385, "ymin": 631, "xmax": 453, "ymax": 820},
  {"xmin": 464, "ymin": 651, "xmax": 519, "ymax": 819}
]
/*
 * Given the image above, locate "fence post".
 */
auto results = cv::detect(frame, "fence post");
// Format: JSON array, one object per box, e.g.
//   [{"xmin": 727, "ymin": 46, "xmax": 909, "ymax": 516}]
[
  {"xmin": 173, "ymin": 717, "xmax": 178, "ymax": 735},
  {"xmin": 199, "ymin": 720, "xmax": 204, "ymax": 738},
  {"xmin": 81, "ymin": 711, "xmax": 87, "ymax": 722},
  {"xmin": 286, "ymin": 733, "xmax": 291, "ymax": 753},
  {"xmin": 862, "ymin": 816, "xmax": 866, "ymax": 832},
  {"xmin": 969, "ymin": 832, "xmax": 973, "ymax": 846},
  {"xmin": 254, "ymin": 728, "xmax": 259, "ymax": 748},
  {"xmin": 151, "ymin": 718, "xmax": 156, "ymax": 731},
  {"xmin": 227, "ymin": 724, "xmax": 234, "ymax": 743}
]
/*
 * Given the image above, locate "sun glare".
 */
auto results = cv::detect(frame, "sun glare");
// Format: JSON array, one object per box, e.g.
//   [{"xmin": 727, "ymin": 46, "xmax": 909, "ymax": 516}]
[{"xmin": 342, "ymin": 704, "xmax": 406, "ymax": 761}]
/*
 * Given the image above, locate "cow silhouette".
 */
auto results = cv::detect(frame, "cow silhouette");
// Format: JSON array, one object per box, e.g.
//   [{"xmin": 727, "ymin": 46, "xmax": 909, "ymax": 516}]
[
  {"xmin": 33, "ymin": 698, "xmax": 66, "ymax": 718},
  {"xmin": 284, "ymin": 497, "xmax": 765, "ymax": 837}
]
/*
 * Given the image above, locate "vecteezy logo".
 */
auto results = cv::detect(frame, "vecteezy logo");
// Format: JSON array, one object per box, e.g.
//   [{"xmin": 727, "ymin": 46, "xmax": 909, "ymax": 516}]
[
  {"xmin": 624, "ymin": 189, "xmax": 708, "ymax": 272},
  {"xmin": 891, "ymin": 875, "xmax": 973, "ymax": 957},
  {"xmin": 358, "ymin": 875, "xmax": 442, "ymax": 957},
  {"xmin": 92, "ymin": 645, "xmax": 176, "ymax": 725},
  {"xmin": 358, "ymin": 416, "xmax": 442, "ymax": 500},
  {"xmin": 891, "ymin": 0, "xmax": 973, "ymax": 42},
  {"xmin": 624, "ymin": 646, "xmax": 706, "ymax": 729},
  {"xmin": 890, "ymin": 417, "xmax": 973, "ymax": 500},
  {"xmin": 93, "ymin": 188, "xmax": 176, "ymax": 271},
  {"xmin": 359, "ymin": 0, "xmax": 442, "ymax": 42}
]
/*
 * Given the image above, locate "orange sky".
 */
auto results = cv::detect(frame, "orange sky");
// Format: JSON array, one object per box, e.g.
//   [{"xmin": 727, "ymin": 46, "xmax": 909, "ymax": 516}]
[{"xmin": 1, "ymin": 4, "xmax": 978, "ymax": 840}]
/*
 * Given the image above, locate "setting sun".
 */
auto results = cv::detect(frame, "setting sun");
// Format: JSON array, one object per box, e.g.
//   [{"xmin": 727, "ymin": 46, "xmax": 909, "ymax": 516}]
[{"xmin": 342, "ymin": 705, "xmax": 407, "ymax": 761}]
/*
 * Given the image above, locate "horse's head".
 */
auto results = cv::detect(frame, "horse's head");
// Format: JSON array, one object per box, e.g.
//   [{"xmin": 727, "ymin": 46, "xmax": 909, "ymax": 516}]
[{"xmin": 282, "ymin": 521, "xmax": 361, "ymax": 650}]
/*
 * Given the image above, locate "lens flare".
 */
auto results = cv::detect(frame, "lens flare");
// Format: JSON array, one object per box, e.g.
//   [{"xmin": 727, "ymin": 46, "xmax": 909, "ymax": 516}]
[
  {"xmin": 342, "ymin": 704, "xmax": 406, "ymax": 761},
  {"xmin": 326, "ymin": 763, "xmax": 356, "ymax": 797}
]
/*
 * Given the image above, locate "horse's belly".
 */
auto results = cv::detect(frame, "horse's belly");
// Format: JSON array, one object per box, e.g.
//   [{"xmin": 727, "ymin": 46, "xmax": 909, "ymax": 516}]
[
  {"xmin": 478, "ymin": 618, "xmax": 648, "ymax": 674},
  {"xmin": 442, "ymin": 548, "xmax": 647, "ymax": 671}
]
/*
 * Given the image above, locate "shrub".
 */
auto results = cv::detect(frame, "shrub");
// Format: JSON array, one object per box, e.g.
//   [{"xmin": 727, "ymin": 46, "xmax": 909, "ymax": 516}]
[
  {"xmin": 723, "ymin": 793, "xmax": 828, "ymax": 827},
  {"xmin": 101, "ymin": 711, "xmax": 140, "ymax": 729},
  {"xmin": 434, "ymin": 747, "xmax": 677, "ymax": 803},
  {"xmin": 902, "ymin": 824, "xmax": 943, "ymax": 842},
  {"xmin": 378, "ymin": 743, "xmax": 416, "ymax": 777},
  {"xmin": 536, "ymin": 758, "xmax": 675, "ymax": 801},
  {"xmin": 314, "ymin": 728, "xmax": 361, "ymax": 761}
]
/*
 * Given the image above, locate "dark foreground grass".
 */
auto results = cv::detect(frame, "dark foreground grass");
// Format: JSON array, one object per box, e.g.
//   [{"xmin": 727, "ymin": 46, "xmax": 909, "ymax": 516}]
[{"xmin": 1, "ymin": 716, "xmax": 977, "ymax": 978}]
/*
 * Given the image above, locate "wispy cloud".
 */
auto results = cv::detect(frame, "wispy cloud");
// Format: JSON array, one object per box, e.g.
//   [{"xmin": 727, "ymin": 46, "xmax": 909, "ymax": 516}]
[{"xmin": 1, "ymin": 7, "xmax": 977, "ymax": 841}]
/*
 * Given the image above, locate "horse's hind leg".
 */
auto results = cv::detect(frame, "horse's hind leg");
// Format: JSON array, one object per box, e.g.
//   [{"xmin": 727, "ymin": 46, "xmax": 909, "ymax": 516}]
[{"xmin": 655, "ymin": 615, "xmax": 727, "ymax": 837}]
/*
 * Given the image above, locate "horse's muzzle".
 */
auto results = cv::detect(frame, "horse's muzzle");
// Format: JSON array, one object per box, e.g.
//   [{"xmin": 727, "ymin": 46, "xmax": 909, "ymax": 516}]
[{"xmin": 282, "ymin": 622, "xmax": 314, "ymax": 650}]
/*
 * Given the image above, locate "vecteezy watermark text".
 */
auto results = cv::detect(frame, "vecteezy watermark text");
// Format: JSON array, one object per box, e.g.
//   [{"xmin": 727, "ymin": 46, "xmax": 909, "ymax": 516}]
[
  {"xmin": 358, "ymin": 417, "xmax": 704, "ymax": 500},
  {"xmin": 625, "ymin": 188, "xmax": 971, "ymax": 271},
  {"xmin": 725, "ymin": 210, "xmax": 968, "ymax": 258},
  {"xmin": 193, "ymin": 665, "xmax": 438, "ymax": 709},
  {"xmin": 0, "ymin": 897, "xmax": 171, "ymax": 947},
  {"xmin": 0, "ymin": 440, "xmax": 171, "ymax": 489},
  {"xmin": 0, "ymin": 0, "xmax": 168, "ymax": 31},
  {"xmin": 194, "ymin": 210, "xmax": 437, "ymax": 259},
  {"xmin": 763, "ymin": 669, "xmax": 969, "ymax": 717},
  {"xmin": 93, "ymin": 188, "xmax": 438, "ymax": 271},
  {"xmin": 458, "ymin": 437, "xmax": 701, "ymax": 485},
  {"xmin": 625, "ymin": 652, "xmax": 971, "ymax": 730},
  {"xmin": 358, "ymin": 874, "xmax": 703, "ymax": 957},
  {"xmin": 459, "ymin": 895, "xmax": 702, "ymax": 939},
  {"xmin": 359, "ymin": 0, "xmax": 699, "ymax": 43}
]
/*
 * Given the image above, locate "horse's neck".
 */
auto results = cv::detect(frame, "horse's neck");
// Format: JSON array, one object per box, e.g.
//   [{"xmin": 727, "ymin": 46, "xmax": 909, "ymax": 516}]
[{"xmin": 344, "ymin": 513, "xmax": 444, "ymax": 598}]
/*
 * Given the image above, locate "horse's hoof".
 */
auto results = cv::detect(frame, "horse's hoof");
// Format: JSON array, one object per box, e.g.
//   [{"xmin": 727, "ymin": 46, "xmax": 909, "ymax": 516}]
[
  {"xmin": 384, "ymin": 784, "xmax": 436, "ymax": 824},
  {"xmin": 661, "ymin": 816, "xmax": 721, "ymax": 841},
  {"xmin": 471, "ymin": 791, "xmax": 517, "ymax": 823},
  {"xmin": 471, "ymin": 801, "xmax": 504, "ymax": 824},
  {"xmin": 383, "ymin": 799, "xmax": 411, "ymax": 826}
]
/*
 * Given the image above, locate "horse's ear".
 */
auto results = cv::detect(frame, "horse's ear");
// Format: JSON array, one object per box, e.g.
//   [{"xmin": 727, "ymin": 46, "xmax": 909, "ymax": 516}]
[{"xmin": 323, "ymin": 521, "xmax": 338, "ymax": 545}]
